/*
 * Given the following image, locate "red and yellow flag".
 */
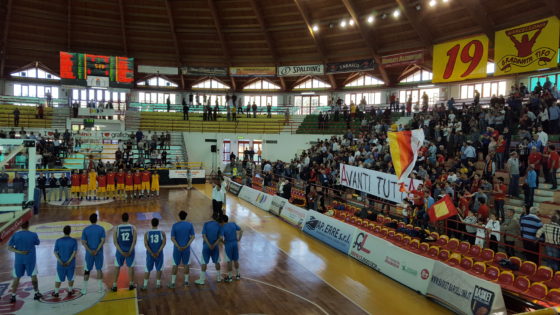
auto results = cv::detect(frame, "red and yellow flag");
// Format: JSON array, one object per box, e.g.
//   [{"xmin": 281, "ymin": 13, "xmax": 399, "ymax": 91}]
[
  {"xmin": 427, "ymin": 195, "xmax": 458, "ymax": 223},
  {"xmin": 388, "ymin": 129, "xmax": 425, "ymax": 181}
]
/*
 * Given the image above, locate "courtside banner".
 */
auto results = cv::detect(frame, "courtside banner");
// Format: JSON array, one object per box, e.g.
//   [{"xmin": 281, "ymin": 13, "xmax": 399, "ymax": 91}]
[
  {"xmin": 427, "ymin": 262, "xmax": 506, "ymax": 315},
  {"xmin": 270, "ymin": 195, "xmax": 288, "ymax": 216},
  {"xmin": 225, "ymin": 179, "xmax": 243, "ymax": 196},
  {"xmin": 302, "ymin": 211, "xmax": 356, "ymax": 253},
  {"xmin": 348, "ymin": 230, "xmax": 434, "ymax": 294},
  {"xmin": 169, "ymin": 169, "xmax": 205, "ymax": 179},
  {"xmin": 495, "ymin": 16, "xmax": 559, "ymax": 76},
  {"xmin": 251, "ymin": 191, "xmax": 272, "ymax": 212},
  {"xmin": 238, "ymin": 185, "xmax": 260, "ymax": 203},
  {"xmin": 277, "ymin": 64, "xmax": 324, "ymax": 76},
  {"xmin": 339, "ymin": 164, "xmax": 423, "ymax": 203},
  {"xmin": 280, "ymin": 202, "xmax": 308, "ymax": 229}
]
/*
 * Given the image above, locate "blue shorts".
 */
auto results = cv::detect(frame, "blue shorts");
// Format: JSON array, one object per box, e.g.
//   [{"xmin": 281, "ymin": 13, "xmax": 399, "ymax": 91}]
[
  {"xmin": 202, "ymin": 246, "xmax": 220, "ymax": 264},
  {"xmin": 224, "ymin": 243, "xmax": 239, "ymax": 262},
  {"xmin": 172, "ymin": 247, "xmax": 190, "ymax": 266},
  {"xmin": 56, "ymin": 265, "xmax": 75, "ymax": 282},
  {"xmin": 13, "ymin": 262, "xmax": 36, "ymax": 278},
  {"xmin": 145, "ymin": 253, "xmax": 164, "ymax": 272},
  {"xmin": 85, "ymin": 252, "xmax": 104, "ymax": 271},
  {"xmin": 115, "ymin": 250, "xmax": 135, "ymax": 267}
]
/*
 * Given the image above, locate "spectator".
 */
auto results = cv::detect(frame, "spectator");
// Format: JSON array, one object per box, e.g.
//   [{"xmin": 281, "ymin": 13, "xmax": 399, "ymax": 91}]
[
  {"xmin": 252, "ymin": 102, "xmax": 257, "ymax": 118},
  {"xmin": 549, "ymin": 145, "xmax": 559, "ymax": 190},
  {"xmin": 485, "ymin": 214, "xmax": 500, "ymax": 252},
  {"xmin": 37, "ymin": 173, "xmax": 47, "ymax": 202},
  {"xmin": 524, "ymin": 164, "xmax": 537, "ymax": 207},
  {"xmin": 13, "ymin": 108, "xmax": 20, "ymax": 127},
  {"xmin": 506, "ymin": 152, "xmax": 520, "ymax": 197},
  {"xmin": 183, "ymin": 98, "xmax": 189, "ymax": 120},
  {"xmin": 520, "ymin": 206, "xmax": 543, "ymax": 263},
  {"xmin": 502, "ymin": 209, "xmax": 520, "ymax": 257},
  {"xmin": 536, "ymin": 213, "xmax": 560, "ymax": 270},
  {"xmin": 267, "ymin": 103, "xmax": 272, "ymax": 118},
  {"xmin": 166, "ymin": 97, "xmax": 171, "ymax": 112}
]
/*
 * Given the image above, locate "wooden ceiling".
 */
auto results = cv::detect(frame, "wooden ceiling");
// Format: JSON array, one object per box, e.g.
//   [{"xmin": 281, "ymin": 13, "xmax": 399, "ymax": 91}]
[{"xmin": 0, "ymin": 0, "xmax": 557, "ymax": 90}]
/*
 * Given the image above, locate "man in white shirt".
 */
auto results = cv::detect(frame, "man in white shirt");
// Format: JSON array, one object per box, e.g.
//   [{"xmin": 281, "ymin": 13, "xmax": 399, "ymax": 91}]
[
  {"xmin": 211, "ymin": 180, "xmax": 226, "ymax": 217},
  {"xmin": 537, "ymin": 126, "xmax": 548, "ymax": 149}
]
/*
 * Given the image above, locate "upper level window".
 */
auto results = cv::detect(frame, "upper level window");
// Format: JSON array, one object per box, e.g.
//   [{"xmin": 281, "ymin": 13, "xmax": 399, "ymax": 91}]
[
  {"xmin": 345, "ymin": 75, "xmax": 384, "ymax": 87},
  {"xmin": 192, "ymin": 79, "xmax": 230, "ymax": 90},
  {"xmin": 11, "ymin": 67, "xmax": 60, "ymax": 80},
  {"xmin": 243, "ymin": 80, "xmax": 281, "ymax": 91},
  {"xmin": 400, "ymin": 70, "xmax": 432, "ymax": 83},
  {"xmin": 137, "ymin": 76, "xmax": 178, "ymax": 87},
  {"xmin": 487, "ymin": 62, "xmax": 495, "ymax": 74},
  {"xmin": 293, "ymin": 78, "xmax": 331, "ymax": 90}
]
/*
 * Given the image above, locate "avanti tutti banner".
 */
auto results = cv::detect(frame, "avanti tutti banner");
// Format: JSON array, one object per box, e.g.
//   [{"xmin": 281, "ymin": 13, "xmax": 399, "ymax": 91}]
[
  {"xmin": 494, "ymin": 16, "xmax": 559, "ymax": 76},
  {"xmin": 229, "ymin": 67, "xmax": 275, "ymax": 77},
  {"xmin": 427, "ymin": 261, "xmax": 506, "ymax": 314},
  {"xmin": 302, "ymin": 210, "xmax": 355, "ymax": 253},
  {"xmin": 381, "ymin": 51, "xmax": 424, "ymax": 67},
  {"xmin": 181, "ymin": 66, "xmax": 228, "ymax": 77},
  {"xmin": 326, "ymin": 59, "xmax": 375, "ymax": 74},
  {"xmin": 277, "ymin": 64, "xmax": 324, "ymax": 76},
  {"xmin": 339, "ymin": 164, "xmax": 423, "ymax": 204}
]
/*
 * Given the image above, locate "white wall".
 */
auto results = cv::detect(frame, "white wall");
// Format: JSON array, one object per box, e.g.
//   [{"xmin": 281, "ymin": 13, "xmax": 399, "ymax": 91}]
[{"xmin": 183, "ymin": 132, "xmax": 332, "ymax": 173}]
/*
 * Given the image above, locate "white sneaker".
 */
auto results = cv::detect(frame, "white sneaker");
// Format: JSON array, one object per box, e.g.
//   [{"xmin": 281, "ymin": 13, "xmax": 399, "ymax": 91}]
[
  {"xmin": 81, "ymin": 288, "xmax": 87, "ymax": 295},
  {"xmin": 194, "ymin": 279, "xmax": 205, "ymax": 285}
]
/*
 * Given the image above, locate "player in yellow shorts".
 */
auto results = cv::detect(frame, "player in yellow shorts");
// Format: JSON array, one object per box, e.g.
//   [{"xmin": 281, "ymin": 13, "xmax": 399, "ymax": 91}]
[
  {"xmin": 151, "ymin": 171, "xmax": 160, "ymax": 197},
  {"xmin": 141, "ymin": 169, "xmax": 151, "ymax": 198},
  {"xmin": 106, "ymin": 170, "xmax": 115, "ymax": 199},
  {"xmin": 87, "ymin": 169, "xmax": 97, "ymax": 200},
  {"xmin": 125, "ymin": 170, "xmax": 134, "ymax": 200},
  {"xmin": 133, "ymin": 170, "xmax": 142, "ymax": 198},
  {"xmin": 80, "ymin": 170, "xmax": 88, "ymax": 200}
]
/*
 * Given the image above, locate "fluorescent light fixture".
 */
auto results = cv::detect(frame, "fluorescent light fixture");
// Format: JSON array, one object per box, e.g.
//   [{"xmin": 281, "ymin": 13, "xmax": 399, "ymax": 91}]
[
  {"xmin": 301, "ymin": 92, "xmax": 315, "ymax": 95},
  {"xmin": 418, "ymin": 84, "xmax": 435, "ymax": 88}
]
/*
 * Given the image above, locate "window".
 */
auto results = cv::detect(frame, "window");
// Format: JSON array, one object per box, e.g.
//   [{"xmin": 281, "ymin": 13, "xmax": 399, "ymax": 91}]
[
  {"xmin": 400, "ymin": 70, "xmax": 433, "ymax": 83},
  {"xmin": 192, "ymin": 93, "xmax": 227, "ymax": 106},
  {"xmin": 72, "ymin": 88, "xmax": 127, "ymax": 109},
  {"xmin": 243, "ymin": 80, "xmax": 281, "ymax": 91},
  {"xmin": 487, "ymin": 62, "xmax": 495, "ymax": 74},
  {"xmin": 399, "ymin": 88, "xmax": 440, "ymax": 107},
  {"xmin": 13, "ymin": 83, "xmax": 59, "ymax": 102},
  {"xmin": 222, "ymin": 140, "xmax": 231, "ymax": 162},
  {"xmin": 11, "ymin": 67, "xmax": 60, "ymax": 80},
  {"xmin": 192, "ymin": 79, "xmax": 230, "ymax": 90},
  {"xmin": 139, "ymin": 92, "xmax": 176, "ymax": 105},
  {"xmin": 243, "ymin": 95, "xmax": 278, "ymax": 107},
  {"xmin": 344, "ymin": 92, "xmax": 382, "ymax": 105},
  {"xmin": 293, "ymin": 78, "xmax": 331, "ymax": 90},
  {"xmin": 294, "ymin": 95, "xmax": 328, "ymax": 114},
  {"xmin": 459, "ymin": 81, "xmax": 507, "ymax": 99},
  {"xmin": 345, "ymin": 75, "xmax": 384, "ymax": 87},
  {"xmin": 238, "ymin": 141, "xmax": 251, "ymax": 160},
  {"xmin": 137, "ymin": 76, "xmax": 178, "ymax": 88},
  {"xmin": 529, "ymin": 73, "xmax": 559, "ymax": 92},
  {"xmin": 252, "ymin": 141, "xmax": 262, "ymax": 163}
]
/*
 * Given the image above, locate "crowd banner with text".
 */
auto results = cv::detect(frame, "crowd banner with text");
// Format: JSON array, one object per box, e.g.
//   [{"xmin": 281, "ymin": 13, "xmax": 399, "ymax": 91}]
[
  {"xmin": 169, "ymin": 169, "xmax": 205, "ymax": 179},
  {"xmin": 181, "ymin": 66, "xmax": 228, "ymax": 77},
  {"xmin": 495, "ymin": 16, "xmax": 559, "ymax": 76},
  {"xmin": 270, "ymin": 195, "xmax": 288, "ymax": 216},
  {"xmin": 138, "ymin": 65, "xmax": 178, "ymax": 75},
  {"xmin": 302, "ymin": 210, "xmax": 356, "ymax": 253},
  {"xmin": 427, "ymin": 262, "xmax": 506, "ymax": 315},
  {"xmin": 381, "ymin": 51, "xmax": 424, "ymax": 67},
  {"xmin": 225, "ymin": 178, "xmax": 243, "ymax": 196},
  {"xmin": 280, "ymin": 202, "xmax": 308, "ymax": 228},
  {"xmin": 229, "ymin": 67, "xmax": 276, "ymax": 77},
  {"xmin": 432, "ymin": 34, "xmax": 489, "ymax": 83},
  {"xmin": 326, "ymin": 59, "xmax": 375, "ymax": 74},
  {"xmin": 252, "ymin": 190, "xmax": 272, "ymax": 212},
  {"xmin": 339, "ymin": 164, "xmax": 423, "ymax": 203},
  {"xmin": 348, "ymin": 230, "xmax": 434, "ymax": 294},
  {"xmin": 277, "ymin": 64, "xmax": 324, "ymax": 76},
  {"xmin": 238, "ymin": 186, "xmax": 261, "ymax": 204}
]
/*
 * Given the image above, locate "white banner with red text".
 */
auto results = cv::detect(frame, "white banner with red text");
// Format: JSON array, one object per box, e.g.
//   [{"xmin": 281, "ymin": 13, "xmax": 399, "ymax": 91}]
[{"xmin": 280, "ymin": 202, "xmax": 308, "ymax": 228}]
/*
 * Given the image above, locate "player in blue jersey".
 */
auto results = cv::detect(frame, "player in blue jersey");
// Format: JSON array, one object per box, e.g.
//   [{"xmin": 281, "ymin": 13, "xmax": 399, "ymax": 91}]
[
  {"xmin": 8, "ymin": 221, "xmax": 42, "ymax": 303},
  {"xmin": 112, "ymin": 213, "xmax": 137, "ymax": 291},
  {"xmin": 221, "ymin": 215, "xmax": 243, "ymax": 283},
  {"xmin": 142, "ymin": 218, "xmax": 166, "ymax": 290},
  {"xmin": 195, "ymin": 213, "xmax": 222, "ymax": 285},
  {"xmin": 81, "ymin": 213, "xmax": 106, "ymax": 294},
  {"xmin": 168, "ymin": 210, "xmax": 195, "ymax": 288},
  {"xmin": 53, "ymin": 225, "xmax": 78, "ymax": 297}
]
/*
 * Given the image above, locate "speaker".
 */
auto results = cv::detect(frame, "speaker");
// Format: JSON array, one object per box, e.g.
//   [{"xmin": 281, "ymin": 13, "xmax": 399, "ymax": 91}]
[{"xmin": 211, "ymin": 145, "xmax": 217, "ymax": 152}]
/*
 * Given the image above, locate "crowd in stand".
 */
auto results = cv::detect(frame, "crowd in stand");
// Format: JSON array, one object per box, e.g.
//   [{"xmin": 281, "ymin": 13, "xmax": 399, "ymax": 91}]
[{"xmin": 234, "ymin": 81, "xmax": 560, "ymax": 270}]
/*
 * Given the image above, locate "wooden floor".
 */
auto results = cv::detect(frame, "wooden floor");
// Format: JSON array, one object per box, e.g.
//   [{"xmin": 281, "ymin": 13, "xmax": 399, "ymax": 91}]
[{"xmin": 0, "ymin": 185, "xmax": 451, "ymax": 315}]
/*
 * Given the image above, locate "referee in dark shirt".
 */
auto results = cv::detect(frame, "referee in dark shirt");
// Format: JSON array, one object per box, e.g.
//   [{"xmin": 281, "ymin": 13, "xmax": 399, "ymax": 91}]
[{"xmin": 37, "ymin": 173, "xmax": 47, "ymax": 202}]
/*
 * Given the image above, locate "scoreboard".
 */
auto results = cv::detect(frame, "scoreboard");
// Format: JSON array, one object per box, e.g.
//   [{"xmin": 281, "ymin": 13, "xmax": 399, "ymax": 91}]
[{"xmin": 60, "ymin": 51, "xmax": 134, "ymax": 88}]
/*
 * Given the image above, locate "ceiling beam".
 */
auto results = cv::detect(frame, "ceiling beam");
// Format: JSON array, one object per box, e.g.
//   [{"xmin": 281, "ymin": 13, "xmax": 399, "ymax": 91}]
[
  {"xmin": 394, "ymin": 0, "xmax": 433, "ymax": 48},
  {"xmin": 163, "ymin": 0, "xmax": 184, "ymax": 89},
  {"xmin": 544, "ymin": 0, "xmax": 560, "ymax": 18},
  {"xmin": 67, "ymin": 0, "xmax": 71, "ymax": 50},
  {"xmin": 461, "ymin": 0, "xmax": 495, "ymax": 42},
  {"xmin": 340, "ymin": 0, "xmax": 390, "ymax": 85},
  {"xmin": 0, "ymin": 0, "xmax": 14, "ymax": 77},
  {"xmin": 293, "ymin": 0, "xmax": 337, "ymax": 89},
  {"xmin": 118, "ymin": 0, "xmax": 128, "ymax": 56},
  {"xmin": 208, "ymin": 0, "xmax": 238, "ymax": 91}
]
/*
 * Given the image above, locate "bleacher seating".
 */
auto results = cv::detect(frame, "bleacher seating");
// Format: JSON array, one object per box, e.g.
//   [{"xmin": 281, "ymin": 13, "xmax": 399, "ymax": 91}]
[{"xmin": 0, "ymin": 105, "xmax": 53, "ymax": 128}]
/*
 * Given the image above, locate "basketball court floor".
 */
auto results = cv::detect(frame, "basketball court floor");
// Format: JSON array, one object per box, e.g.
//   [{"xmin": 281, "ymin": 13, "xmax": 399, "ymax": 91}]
[{"xmin": 0, "ymin": 184, "xmax": 451, "ymax": 314}]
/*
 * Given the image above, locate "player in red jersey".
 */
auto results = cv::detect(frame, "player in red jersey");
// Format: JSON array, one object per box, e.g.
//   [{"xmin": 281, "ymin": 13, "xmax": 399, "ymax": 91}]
[
  {"xmin": 79, "ymin": 170, "xmax": 88, "ymax": 201},
  {"xmin": 116, "ymin": 169, "xmax": 126, "ymax": 200},
  {"xmin": 97, "ymin": 173, "xmax": 107, "ymax": 200},
  {"xmin": 106, "ymin": 170, "xmax": 116, "ymax": 199},
  {"xmin": 133, "ymin": 170, "xmax": 142, "ymax": 198},
  {"xmin": 125, "ymin": 170, "xmax": 134, "ymax": 200},
  {"xmin": 141, "ymin": 169, "xmax": 151, "ymax": 197},
  {"xmin": 71, "ymin": 170, "xmax": 81, "ymax": 200}
]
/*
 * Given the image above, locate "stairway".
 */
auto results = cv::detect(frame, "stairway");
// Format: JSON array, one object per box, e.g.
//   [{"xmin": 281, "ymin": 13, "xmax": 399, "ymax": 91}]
[
  {"xmin": 125, "ymin": 111, "xmax": 140, "ymax": 131},
  {"xmin": 51, "ymin": 107, "xmax": 69, "ymax": 130},
  {"xmin": 283, "ymin": 115, "xmax": 304, "ymax": 133},
  {"xmin": 504, "ymin": 175, "xmax": 560, "ymax": 217}
]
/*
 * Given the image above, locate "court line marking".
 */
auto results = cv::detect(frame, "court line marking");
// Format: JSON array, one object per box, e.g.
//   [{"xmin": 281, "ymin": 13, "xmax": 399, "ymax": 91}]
[{"xmin": 192, "ymin": 186, "xmax": 370, "ymax": 315}]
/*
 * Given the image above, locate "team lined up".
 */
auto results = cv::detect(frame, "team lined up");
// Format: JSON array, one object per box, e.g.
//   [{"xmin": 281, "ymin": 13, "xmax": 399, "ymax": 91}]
[{"xmin": 7, "ymin": 211, "xmax": 242, "ymax": 303}]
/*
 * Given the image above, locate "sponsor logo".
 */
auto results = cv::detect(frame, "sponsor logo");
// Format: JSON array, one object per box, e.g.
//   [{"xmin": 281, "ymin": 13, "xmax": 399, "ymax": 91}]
[
  {"xmin": 431, "ymin": 275, "xmax": 473, "ymax": 300},
  {"xmin": 304, "ymin": 216, "xmax": 352, "ymax": 243},
  {"xmin": 401, "ymin": 265, "xmax": 418, "ymax": 276},
  {"xmin": 471, "ymin": 285, "xmax": 495, "ymax": 315},
  {"xmin": 255, "ymin": 193, "xmax": 268, "ymax": 204},
  {"xmin": 0, "ymin": 211, "xmax": 33, "ymax": 242},
  {"xmin": 421, "ymin": 269, "xmax": 430, "ymax": 280},
  {"xmin": 385, "ymin": 256, "xmax": 400, "ymax": 269},
  {"xmin": 352, "ymin": 233, "xmax": 371, "ymax": 254}
]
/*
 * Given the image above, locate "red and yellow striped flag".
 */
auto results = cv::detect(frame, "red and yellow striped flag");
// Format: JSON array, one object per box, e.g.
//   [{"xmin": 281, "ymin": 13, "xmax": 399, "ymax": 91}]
[{"xmin": 388, "ymin": 129, "xmax": 425, "ymax": 181}]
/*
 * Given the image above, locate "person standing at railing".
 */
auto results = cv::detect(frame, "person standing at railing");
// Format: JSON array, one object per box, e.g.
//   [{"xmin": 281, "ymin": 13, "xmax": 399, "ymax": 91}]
[
  {"xmin": 493, "ymin": 177, "xmax": 507, "ymax": 221},
  {"xmin": 506, "ymin": 152, "xmax": 520, "ymax": 197},
  {"xmin": 536, "ymin": 213, "xmax": 560, "ymax": 271},
  {"xmin": 520, "ymin": 206, "xmax": 543, "ymax": 263},
  {"xmin": 266, "ymin": 103, "xmax": 271, "ymax": 118},
  {"xmin": 485, "ymin": 214, "xmax": 501, "ymax": 252},
  {"xmin": 166, "ymin": 97, "xmax": 171, "ymax": 113},
  {"xmin": 252, "ymin": 103, "xmax": 257, "ymax": 118},
  {"xmin": 549, "ymin": 144, "xmax": 559, "ymax": 190},
  {"xmin": 524, "ymin": 164, "xmax": 537, "ymax": 207},
  {"xmin": 182, "ymin": 98, "xmax": 189, "ymax": 121},
  {"xmin": 13, "ymin": 108, "xmax": 20, "ymax": 127},
  {"xmin": 213, "ymin": 104, "xmax": 218, "ymax": 121},
  {"xmin": 502, "ymin": 209, "xmax": 520, "ymax": 257},
  {"xmin": 231, "ymin": 105, "xmax": 237, "ymax": 122}
]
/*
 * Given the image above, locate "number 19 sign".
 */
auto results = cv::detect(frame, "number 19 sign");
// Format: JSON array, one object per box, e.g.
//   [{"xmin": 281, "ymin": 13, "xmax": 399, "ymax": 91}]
[{"xmin": 432, "ymin": 34, "xmax": 489, "ymax": 83}]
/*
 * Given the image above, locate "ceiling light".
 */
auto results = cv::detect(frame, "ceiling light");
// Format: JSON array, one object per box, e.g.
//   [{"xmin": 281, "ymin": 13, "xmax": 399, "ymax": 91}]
[
  {"xmin": 349, "ymin": 19, "xmax": 355, "ymax": 26},
  {"xmin": 340, "ymin": 20, "xmax": 347, "ymax": 28},
  {"xmin": 442, "ymin": 0, "xmax": 449, "ymax": 2},
  {"xmin": 392, "ymin": 9, "xmax": 400, "ymax": 18},
  {"xmin": 415, "ymin": 4, "xmax": 422, "ymax": 10},
  {"xmin": 312, "ymin": 24, "xmax": 319, "ymax": 32},
  {"xmin": 429, "ymin": 0, "xmax": 437, "ymax": 7},
  {"xmin": 367, "ymin": 15, "xmax": 374, "ymax": 24}
]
